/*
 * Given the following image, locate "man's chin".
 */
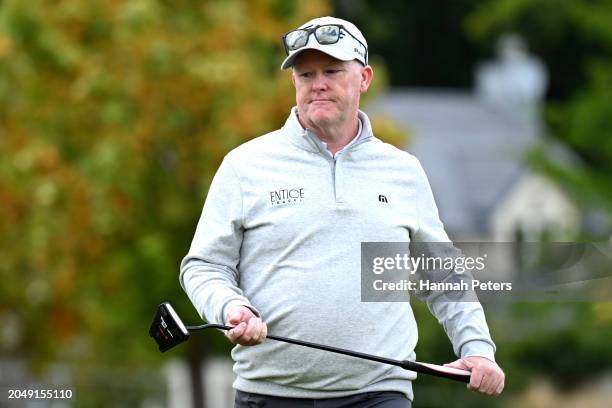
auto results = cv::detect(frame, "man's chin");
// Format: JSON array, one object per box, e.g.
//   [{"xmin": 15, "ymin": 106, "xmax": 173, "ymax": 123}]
[{"xmin": 307, "ymin": 111, "xmax": 338, "ymax": 127}]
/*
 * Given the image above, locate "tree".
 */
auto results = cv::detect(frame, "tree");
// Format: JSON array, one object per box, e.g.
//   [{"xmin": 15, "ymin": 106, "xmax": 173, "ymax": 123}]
[{"xmin": 0, "ymin": 0, "xmax": 331, "ymax": 405}]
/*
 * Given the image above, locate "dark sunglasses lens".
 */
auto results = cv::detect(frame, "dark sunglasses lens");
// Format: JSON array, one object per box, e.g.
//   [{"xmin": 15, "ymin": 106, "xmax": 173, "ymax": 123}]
[
  {"xmin": 315, "ymin": 25, "xmax": 340, "ymax": 44},
  {"xmin": 285, "ymin": 30, "xmax": 309, "ymax": 51}
]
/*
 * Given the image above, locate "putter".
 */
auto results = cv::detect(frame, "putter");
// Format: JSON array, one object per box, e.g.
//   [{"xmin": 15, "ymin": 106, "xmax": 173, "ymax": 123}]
[{"xmin": 149, "ymin": 302, "xmax": 471, "ymax": 384}]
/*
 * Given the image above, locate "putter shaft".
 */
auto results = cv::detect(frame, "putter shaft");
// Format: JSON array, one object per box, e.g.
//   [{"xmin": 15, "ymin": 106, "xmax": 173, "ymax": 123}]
[{"xmin": 186, "ymin": 323, "xmax": 471, "ymax": 384}]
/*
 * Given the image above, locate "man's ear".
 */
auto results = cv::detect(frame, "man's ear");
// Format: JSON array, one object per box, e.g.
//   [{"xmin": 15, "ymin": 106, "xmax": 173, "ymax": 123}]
[{"xmin": 360, "ymin": 65, "xmax": 374, "ymax": 93}]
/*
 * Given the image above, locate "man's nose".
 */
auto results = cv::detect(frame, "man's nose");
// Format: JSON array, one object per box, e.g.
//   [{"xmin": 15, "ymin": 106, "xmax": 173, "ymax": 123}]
[{"xmin": 310, "ymin": 72, "xmax": 329, "ymax": 91}]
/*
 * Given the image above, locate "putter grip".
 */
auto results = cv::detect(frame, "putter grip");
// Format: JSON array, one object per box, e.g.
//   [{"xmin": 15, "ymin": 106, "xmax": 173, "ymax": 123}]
[{"xmin": 402, "ymin": 361, "xmax": 471, "ymax": 383}]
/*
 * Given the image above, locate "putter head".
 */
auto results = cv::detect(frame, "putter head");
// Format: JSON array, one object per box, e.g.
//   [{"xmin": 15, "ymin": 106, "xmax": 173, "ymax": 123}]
[{"xmin": 149, "ymin": 302, "xmax": 190, "ymax": 352}]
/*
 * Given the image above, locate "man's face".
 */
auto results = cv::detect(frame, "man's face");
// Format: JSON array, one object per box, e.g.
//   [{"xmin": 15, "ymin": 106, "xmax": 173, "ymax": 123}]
[{"xmin": 291, "ymin": 50, "xmax": 372, "ymax": 130}]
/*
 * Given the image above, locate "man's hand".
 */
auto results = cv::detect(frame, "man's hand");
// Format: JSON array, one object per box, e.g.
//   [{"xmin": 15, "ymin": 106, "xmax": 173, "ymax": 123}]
[
  {"xmin": 444, "ymin": 356, "xmax": 505, "ymax": 396},
  {"xmin": 225, "ymin": 306, "xmax": 267, "ymax": 346}
]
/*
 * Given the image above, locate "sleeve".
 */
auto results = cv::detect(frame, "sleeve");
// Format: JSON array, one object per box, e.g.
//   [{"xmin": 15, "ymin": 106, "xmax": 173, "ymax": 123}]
[
  {"xmin": 179, "ymin": 156, "xmax": 260, "ymax": 325},
  {"xmin": 411, "ymin": 157, "xmax": 497, "ymax": 362}
]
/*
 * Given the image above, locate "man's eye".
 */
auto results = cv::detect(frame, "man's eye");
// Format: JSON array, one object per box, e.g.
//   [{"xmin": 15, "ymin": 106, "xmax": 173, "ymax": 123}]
[
  {"xmin": 326, "ymin": 69, "xmax": 341, "ymax": 74},
  {"xmin": 300, "ymin": 72, "xmax": 312, "ymax": 78}
]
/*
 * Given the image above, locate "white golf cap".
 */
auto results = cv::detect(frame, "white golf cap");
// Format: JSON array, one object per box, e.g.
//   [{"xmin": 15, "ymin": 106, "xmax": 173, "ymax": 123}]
[{"xmin": 280, "ymin": 16, "xmax": 368, "ymax": 70}]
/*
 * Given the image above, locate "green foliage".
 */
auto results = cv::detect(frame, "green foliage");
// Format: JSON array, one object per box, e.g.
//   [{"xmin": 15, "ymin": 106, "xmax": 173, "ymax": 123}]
[
  {"xmin": 527, "ymin": 63, "xmax": 612, "ymax": 217},
  {"xmin": 466, "ymin": 0, "xmax": 572, "ymax": 45},
  {"xmin": 508, "ymin": 303, "xmax": 612, "ymax": 388},
  {"xmin": 466, "ymin": 0, "xmax": 611, "ymax": 101},
  {"xmin": 0, "ymin": 0, "xmax": 330, "ymax": 373}
]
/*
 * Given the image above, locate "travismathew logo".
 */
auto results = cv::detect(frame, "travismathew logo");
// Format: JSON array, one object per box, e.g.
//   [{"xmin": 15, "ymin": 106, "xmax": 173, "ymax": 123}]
[{"xmin": 270, "ymin": 188, "xmax": 305, "ymax": 206}]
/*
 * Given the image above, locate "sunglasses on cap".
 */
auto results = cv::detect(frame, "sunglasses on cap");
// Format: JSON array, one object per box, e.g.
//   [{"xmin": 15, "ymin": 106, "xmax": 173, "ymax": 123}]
[{"xmin": 281, "ymin": 24, "xmax": 368, "ymax": 64}]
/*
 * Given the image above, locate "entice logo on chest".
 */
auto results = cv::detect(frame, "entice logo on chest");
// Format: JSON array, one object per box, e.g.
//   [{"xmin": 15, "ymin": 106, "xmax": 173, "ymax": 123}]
[{"xmin": 270, "ymin": 188, "xmax": 305, "ymax": 206}]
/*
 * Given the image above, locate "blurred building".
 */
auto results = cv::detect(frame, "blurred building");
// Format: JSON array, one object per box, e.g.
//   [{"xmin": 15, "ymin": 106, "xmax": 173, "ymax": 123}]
[{"xmin": 367, "ymin": 34, "xmax": 580, "ymax": 242}]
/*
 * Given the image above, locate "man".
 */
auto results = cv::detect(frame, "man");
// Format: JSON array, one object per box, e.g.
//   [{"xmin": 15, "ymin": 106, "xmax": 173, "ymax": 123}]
[{"xmin": 180, "ymin": 16, "xmax": 505, "ymax": 407}]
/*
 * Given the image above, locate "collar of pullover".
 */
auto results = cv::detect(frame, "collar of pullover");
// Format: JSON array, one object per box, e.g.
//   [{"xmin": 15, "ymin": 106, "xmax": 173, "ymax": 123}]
[{"xmin": 282, "ymin": 107, "xmax": 374, "ymax": 154}]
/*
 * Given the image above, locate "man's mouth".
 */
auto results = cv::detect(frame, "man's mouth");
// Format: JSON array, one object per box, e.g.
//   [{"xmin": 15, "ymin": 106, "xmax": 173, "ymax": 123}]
[{"xmin": 310, "ymin": 99, "xmax": 333, "ymax": 104}]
